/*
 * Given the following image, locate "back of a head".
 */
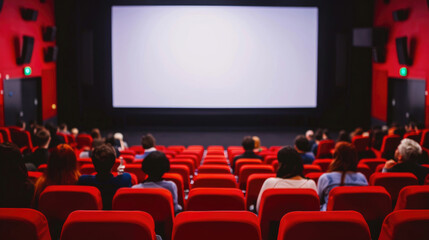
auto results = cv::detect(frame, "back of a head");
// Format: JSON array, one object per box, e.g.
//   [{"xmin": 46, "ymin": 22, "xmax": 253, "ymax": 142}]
[
  {"xmin": 329, "ymin": 142, "xmax": 358, "ymax": 172},
  {"xmin": 305, "ymin": 130, "xmax": 314, "ymax": 140},
  {"xmin": 252, "ymin": 136, "xmax": 261, "ymax": 149},
  {"xmin": 59, "ymin": 123, "xmax": 67, "ymax": 131},
  {"xmin": 91, "ymin": 128, "xmax": 101, "ymax": 139},
  {"xmin": 71, "ymin": 128, "xmax": 79, "ymax": 136},
  {"xmin": 35, "ymin": 128, "xmax": 51, "ymax": 147},
  {"xmin": 294, "ymin": 135, "xmax": 310, "ymax": 152},
  {"xmin": 337, "ymin": 130, "xmax": 351, "ymax": 143},
  {"xmin": 92, "ymin": 144, "xmax": 117, "ymax": 174},
  {"xmin": 242, "ymin": 136, "xmax": 255, "ymax": 151},
  {"xmin": 141, "ymin": 151, "xmax": 170, "ymax": 182},
  {"xmin": 16, "ymin": 120, "xmax": 26, "ymax": 129},
  {"xmin": 0, "ymin": 142, "xmax": 27, "ymax": 184},
  {"xmin": 141, "ymin": 134, "xmax": 155, "ymax": 149},
  {"xmin": 276, "ymin": 146, "xmax": 304, "ymax": 178},
  {"xmin": 397, "ymin": 138, "xmax": 422, "ymax": 163},
  {"xmin": 314, "ymin": 129, "xmax": 324, "ymax": 141},
  {"xmin": 47, "ymin": 144, "xmax": 79, "ymax": 184},
  {"xmin": 114, "ymin": 132, "xmax": 124, "ymax": 141}
]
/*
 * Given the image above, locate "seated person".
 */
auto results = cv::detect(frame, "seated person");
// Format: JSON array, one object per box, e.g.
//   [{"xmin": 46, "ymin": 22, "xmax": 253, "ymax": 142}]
[
  {"xmin": 24, "ymin": 128, "xmax": 51, "ymax": 171},
  {"xmin": 306, "ymin": 130, "xmax": 315, "ymax": 148},
  {"xmin": 318, "ymin": 142, "xmax": 368, "ymax": 211},
  {"xmin": 294, "ymin": 135, "xmax": 315, "ymax": 164},
  {"xmin": 256, "ymin": 146, "xmax": 317, "ymax": 212},
  {"xmin": 253, "ymin": 136, "xmax": 263, "ymax": 153},
  {"xmin": 383, "ymin": 138, "xmax": 429, "ymax": 185},
  {"xmin": 78, "ymin": 144, "xmax": 132, "ymax": 210},
  {"xmin": 132, "ymin": 151, "xmax": 182, "ymax": 213},
  {"xmin": 135, "ymin": 134, "xmax": 157, "ymax": 159},
  {"xmin": 232, "ymin": 136, "xmax": 263, "ymax": 172},
  {"xmin": 311, "ymin": 129, "xmax": 324, "ymax": 156}
]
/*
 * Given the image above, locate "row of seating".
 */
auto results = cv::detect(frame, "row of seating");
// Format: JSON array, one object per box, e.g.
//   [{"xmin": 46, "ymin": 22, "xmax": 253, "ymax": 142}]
[
  {"xmin": 1, "ymin": 208, "xmax": 428, "ymax": 240},
  {"xmin": 31, "ymin": 185, "xmax": 429, "ymax": 240}
]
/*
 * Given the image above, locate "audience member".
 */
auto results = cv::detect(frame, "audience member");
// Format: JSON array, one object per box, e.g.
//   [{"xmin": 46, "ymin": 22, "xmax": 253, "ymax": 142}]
[
  {"xmin": 91, "ymin": 128, "xmax": 105, "ymax": 147},
  {"xmin": 15, "ymin": 119, "xmax": 26, "ymax": 131},
  {"xmin": 317, "ymin": 142, "xmax": 368, "ymax": 211},
  {"xmin": 371, "ymin": 128, "xmax": 385, "ymax": 151},
  {"xmin": 232, "ymin": 136, "xmax": 263, "ymax": 172},
  {"xmin": 382, "ymin": 138, "xmax": 429, "ymax": 184},
  {"xmin": 58, "ymin": 123, "xmax": 70, "ymax": 134},
  {"xmin": 350, "ymin": 127, "xmax": 364, "ymax": 139},
  {"xmin": 305, "ymin": 130, "xmax": 315, "ymax": 148},
  {"xmin": 135, "ymin": 134, "xmax": 157, "ymax": 159},
  {"xmin": 253, "ymin": 136, "xmax": 263, "ymax": 152},
  {"xmin": 132, "ymin": 151, "xmax": 182, "ymax": 213},
  {"xmin": 322, "ymin": 128, "xmax": 330, "ymax": 140},
  {"xmin": 78, "ymin": 144, "xmax": 132, "ymax": 209},
  {"xmin": 71, "ymin": 128, "xmax": 79, "ymax": 138},
  {"xmin": 337, "ymin": 130, "xmax": 351, "ymax": 143},
  {"xmin": 294, "ymin": 135, "xmax": 315, "ymax": 164},
  {"xmin": 256, "ymin": 146, "xmax": 317, "ymax": 212},
  {"xmin": 45, "ymin": 122, "xmax": 63, "ymax": 149},
  {"xmin": 105, "ymin": 133, "xmax": 121, "ymax": 157},
  {"xmin": 0, "ymin": 143, "xmax": 34, "ymax": 208},
  {"xmin": 114, "ymin": 132, "xmax": 129, "ymax": 150},
  {"xmin": 24, "ymin": 128, "xmax": 51, "ymax": 170},
  {"xmin": 311, "ymin": 129, "xmax": 324, "ymax": 156},
  {"xmin": 34, "ymin": 144, "xmax": 80, "ymax": 207}
]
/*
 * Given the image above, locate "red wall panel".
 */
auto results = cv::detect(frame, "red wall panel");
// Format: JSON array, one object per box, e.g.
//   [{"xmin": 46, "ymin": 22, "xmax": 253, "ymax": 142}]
[
  {"xmin": 373, "ymin": 0, "xmax": 429, "ymax": 125},
  {"xmin": 0, "ymin": 0, "xmax": 57, "ymax": 125}
]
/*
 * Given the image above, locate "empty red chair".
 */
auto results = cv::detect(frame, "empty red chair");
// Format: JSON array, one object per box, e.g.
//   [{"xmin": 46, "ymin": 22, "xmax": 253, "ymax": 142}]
[
  {"xmin": 357, "ymin": 163, "xmax": 371, "ymax": 180},
  {"xmin": 0, "ymin": 208, "xmax": 51, "ymax": 240},
  {"xmin": 352, "ymin": 135, "xmax": 371, "ymax": 153},
  {"xmin": 61, "ymin": 211, "xmax": 156, "ymax": 240},
  {"xmin": 316, "ymin": 139, "xmax": 335, "ymax": 158},
  {"xmin": 359, "ymin": 158, "xmax": 387, "ymax": 174},
  {"xmin": 76, "ymin": 134, "xmax": 93, "ymax": 149},
  {"xmin": 197, "ymin": 165, "xmax": 231, "ymax": 174},
  {"xmin": 207, "ymin": 145, "xmax": 224, "ymax": 151},
  {"xmin": 378, "ymin": 135, "xmax": 401, "ymax": 159},
  {"xmin": 305, "ymin": 172, "xmax": 324, "ymax": 184},
  {"xmin": 204, "ymin": 155, "xmax": 227, "ymax": 161},
  {"xmin": 420, "ymin": 129, "xmax": 429, "ymax": 148},
  {"xmin": 302, "ymin": 164, "xmax": 322, "ymax": 176},
  {"xmin": 169, "ymin": 165, "xmax": 190, "ymax": 190},
  {"xmin": 258, "ymin": 189, "xmax": 319, "ymax": 240},
  {"xmin": 394, "ymin": 185, "xmax": 429, "ymax": 210},
  {"xmin": 380, "ymin": 210, "xmax": 429, "ymax": 240},
  {"xmin": 192, "ymin": 174, "xmax": 237, "ymax": 189},
  {"xmin": 206, "ymin": 149, "xmax": 225, "ymax": 156},
  {"xmin": 245, "ymin": 173, "xmax": 276, "ymax": 210},
  {"xmin": 113, "ymin": 188, "xmax": 174, "ymax": 240},
  {"xmin": 124, "ymin": 164, "xmax": 147, "ymax": 182},
  {"xmin": 163, "ymin": 173, "xmax": 185, "ymax": 208},
  {"xmin": 263, "ymin": 155, "xmax": 277, "ymax": 165},
  {"xmin": 272, "ymin": 160, "xmax": 279, "ymax": 172},
  {"xmin": 239, "ymin": 165, "xmax": 274, "ymax": 190},
  {"xmin": 172, "ymin": 211, "xmax": 261, "ymax": 240},
  {"xmin": 228, "ymin": 150, "xmax": 245, "ymax": 162},
  {"xmin": 203, "ymin": 159, "xmax": 229, "ymax": 165},
  {"xmin": 278, "ymin": 211, "xmax": 371, "ymax": 240},
  {"xmin": 8, "ymin": 127, "xmax": 34, "ymax": 151},
  {"xmin": 327, "ymin": 186, "xmax": 392, "ymax": 239},
  {"xmin": 235, "ymin": 158, "xmax": 263, "ymax": 174},
  {"xmin": 404, "ymin": 131, "xmax": 421, "ymax": 143},
  {"xmin": 129, "ymin": 145, "xmax": 144, "ymax": 154},
  {"xmin": 312, "ymin": 159, "xmax": 333, "ymax": 172},
  {"xmin": 121, "ymin": 155, "xmax": 135, "ymax": 164},
  {"xmin": 175, "ymin": 154, "xmax": 199, "ymax": 167},
  {"xmin": 369, "ymin": 172, "xmax": 419, "ymax": 204},
  {"xmin": 119, "ymin": 149, "xmax": 135, "ymax": 156},
  {"xmin": 269, "ymin": 146, "xmax": 283, "ymax": 152},
  {"xmin": 170, "ymin": 159, "xmax": 195, "ymax": 175},
  {"xmin": 186, "ymin": 188, "xmax": 245, "ymax": 211},
  {"xmin": 167, "ymin": 145, "xmax": 185, "ymax": 154}
]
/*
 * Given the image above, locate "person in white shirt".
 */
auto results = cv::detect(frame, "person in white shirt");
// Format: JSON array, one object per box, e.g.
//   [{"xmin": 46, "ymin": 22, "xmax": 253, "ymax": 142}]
[{"xmin": 256, "ymin": 146, "xmax": 317, "ymax": 213}]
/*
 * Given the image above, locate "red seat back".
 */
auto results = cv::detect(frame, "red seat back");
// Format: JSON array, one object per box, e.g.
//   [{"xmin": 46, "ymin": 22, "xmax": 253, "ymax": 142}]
[
  {"xmin": 235, "ymin": 159, "xmax": 263, "ymax": 174},
  {"xmin": 316, "ymin": 140, "xmax": 335, "ymax": 158},
  {"xmin": 172, "ymin": 211, "xmax": 261, "ymax": 240},
  {"xmin": 61, "ymin": 210, "xmax": 156, "ymax": 240},
  {"xmin": 124, "ymin": 164, "xmax": 147, "ymax": 183},
  {"xmin": 380, "ymin": 135, "xmax": 401, "ymax": 158},
  {"xmin": 192, "ymin": 174, "xmax": 237, "ymax": 189},
  {"xmin": 394, "ymin": 185, "xmax": 429, "ymax": 210},
  {"xmin": 76, "ymin": 134, "xmax": 93, "ymax": 149},
  {"xmin": 170, "ymin": 159, "xmax": 195, "ymax": 175},
  {"xmin": 202, "ymin": 159, "xmax": 229, "ymax": 165},
  {"xmin": 278, "ymin": 211, "xmax": 371, "ymax": 240},
  {"xmin": 112, "ymin": 188, "xmax": 174, "ymax": 240},
  {"xmin": 369, "ymin": 172, "xmax": 419, "ymax": 203},
  {"xmin": 197, "ymin": 165, "xmax": 231, "ymax": 174},
  {"xmin": 404, "ymin": 131, "xmax": 422, "ymax": 143},
  {"xmin": 379, "ymin": 210, "xmax": 429, "ymax": 240},
  {"xmin": 303, "ymin": 164, "xmax": 322, "ymax": 175},
  {"xmin": 305, "ymin": 172, "xmax": 324, "ymax": 184},
  {"xmin": 263, "ymin": 155, "xmax": 277, "ymax": 165},
  {"xmin": 420, "ymin": 129, "xmax": 429, "ymax": 149},
  {"xmin": 163, "ymin": 173, "xmax": 185, "ymax": 208},
  {"xmin": 312, "ymin": 159, "xmax": 333, "ymax": 172},
  {"xmin": 186, "ymin": 188, "xmax": 245, "ymax": 211},
  {"xmin": 0, "ymin": 127, "xmax": 12, "ymax": 142},
  {"xmin": 352, "ymin": 136, "xmax": 370, "ymax": 152},
  {"xmin": 357, "ymin": 163, "xmax": 372, "ymax": 181},
  {"xmin": 245, "ymin": 173, "xmax": 276, "ymax": 210},
  {"xmin": 0, "ymin": 208, "xmax": 51, "ymax": 240},
  {"xmin": 169, "ymin": 165, "xmax": 190, "ymax": 190},
  {"xmin": 238, "ymin": 165, "xmax": 274, "ymax": 190},
  {"xmin": 9, "ymin": 127, "xmax": 33, "ymax": 150},
  {"xmin": 359, "ymin": 158, "xmax": 387, "ymax": 174}
]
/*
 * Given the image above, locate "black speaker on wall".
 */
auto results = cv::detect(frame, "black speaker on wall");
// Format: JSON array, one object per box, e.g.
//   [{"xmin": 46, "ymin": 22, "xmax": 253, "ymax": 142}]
[
  {"xmin": 43, "ymin": 26, "xmax": 57, "ymax": 42},
  {"xmin": 396, "ymin": 37, "xmax": 412, "ymax": 66},
  {"xmin": 21, "ymin": 8, "xmax": 38, "ymax": 21},
  {"xmin": 372, "ymin": 47, "xmax": 386, "ymax": 63},
  {"xmin": 393, "ymin": 9, "xmax": 409, "ymax": 22},
  {"xmin": 17, "ymin": 36, "xmax": 35, "ymax": 65},
  {"xmin": 353, "ymin": 28, "xmax": 388, "ymax": 47},
  {"xmin": 44, "ymin": 46, "xmax": 58, "ymax": 62}
]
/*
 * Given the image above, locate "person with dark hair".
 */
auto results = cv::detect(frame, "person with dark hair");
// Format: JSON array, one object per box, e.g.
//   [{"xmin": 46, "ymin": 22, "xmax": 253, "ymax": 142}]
[
  {"xmin": 58, "ymin": 123, "xmax": 70, "ymax": 134},
  {"xmin": 0, "ymin": 142, "xmax": 34, "ymax": 208},
  {"xmin": 311, "ymin": 128, "xmax": 324, "ymax": 156},
  {"xmin": 256, "ymin": 146, "xmax": 317, "ymax": 212},
  {"xmin": 78, "ymin": 144, "xmax": 131, "ymax": 210},
  {"xmin": 132, "ymin": 151, "xmax": 182, "ymax": 212},
  {"xmin": 45, "ymin": 122, "xmax": 63, "ymax": 149},
  {"xmin": 337, "ymin": 130, "xmax": 351, "ymax": 143},
  {"xmin": 135, "ymin": 134, "xmax": 157, "ymax": 160},
  {"xmin": 294, "ymin": 135, "xmax": 315, "ymax": 164},
  {"xmin": 317, "ymin": 142, "xmax": 368, "ymax": 210},
  {"xmin": 232, "ymin": 136, "xmax": 263, "ymax": 172},
  {"xmin": 382, "ymin": 138, "xmax": 429, "ymax": 185},
  {"xmin": 24, "ymin": 128, "xmax": 51, "ymax": 170},
  {"xmin": 16, "ymin": 119, "xmax": 26, "ymax": 130},
  {"xmin": 371, "ymin": 128, "xmax": 386, "ymax": 151},
  {"xmin": 91, "ymin": 128, "xmax": 105, "ymax": 148}
]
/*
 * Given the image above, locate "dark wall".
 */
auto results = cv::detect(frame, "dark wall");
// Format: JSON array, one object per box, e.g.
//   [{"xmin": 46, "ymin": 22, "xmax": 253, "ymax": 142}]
[{"xmin": 55, "ymin": 0, "xmax": 374, "ymax": 130}]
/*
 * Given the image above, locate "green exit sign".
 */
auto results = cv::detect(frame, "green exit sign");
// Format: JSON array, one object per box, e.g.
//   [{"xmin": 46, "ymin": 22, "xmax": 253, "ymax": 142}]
[
  {"xmin": 24, "ymin": 66, "xmax": 32, "ymax": 76},
  {"xmin": 399, "ymin": 67, "xmax": 407, "ymax": 77}
]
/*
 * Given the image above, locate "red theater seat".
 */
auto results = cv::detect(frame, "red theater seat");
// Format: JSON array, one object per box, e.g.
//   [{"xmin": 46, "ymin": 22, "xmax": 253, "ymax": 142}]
[
  {"xmin": 245, "ymin": 173, "xmax": 276, "ymax": 210},
  {"xmin": 192, "ymin": 174, "xmax": 237, "ymax": 189},
  {"xmin": 169, "ymin": 165, "xmax": 190, "ymax": 189},
  {"xmin": 202, "ymin": 159, "xmax": 229, "ymax": 165},
  {"xmin": 172, "ymin": 211, "xmax": 261, "ymax": 240},
  {"xmin": 263, "ymin": 155, "xmax": 277, "ymax": 165},
  {"xmin": 207, "ymin": 145, "xmax": 224, "ymax": 151},
  {"xmin": 394, "ymin": 185, "xmax": 429, "ymax": 210},
  {"xmin": 305, "ymin": 172, "xmax": 324, "ymax": 184},
  {"xmin": 170, "ymin": 159, "xmax": 195, "ymax": 175},
  {"xmin": 76, "ymin": 134, "xmax": 93, "ymax": 149},
  {"xmin": 238, "ymin": 165, "xmax": 274, "ymax": 190},
  {"xmin": 277, "ymin": 211, "xmax": 371, "ymax": 240},
  {"xmin": 124, "ymin": 164, "xmax": 147, "ymax": 182},
  {"xmin": 0, "ymin": 208, "xmax": 51, "ymax": 240},
  {"xmin": 0, "ymin": 127, "xmax": 12, "ymax": 142},
  {"xmin": 235, "ymin": 158, "xmax": 263, "ymax": 174},
  {"xmin": 369, "ymin": 172, "xmax": 418, "ymax": 204},
  {"xmin": 303, "ymin": 164, "xmax": 322, "ymax": 175},
  {"xmin": 376, "ymin": 135, "xmax": 401, "ymax": 159},
  {"xmin": 316, "ymin": 139, "xmax": 335, "ymax": 158},
  {"xmin": 186, "ymin": 188, "xmax": 245, "ymax": 211},
  {"xmin": 379, "ymin": 210, "xmax": 429, "ymax": 240},
  {"xmin": 129, "ymin": 145, "xmax": 144, "ymax": 154},
  {"xmin": 312, "ymin": 159, "xmax": 333, "ymax": 172},
  {"xmin": 359, "ymin": 158, "xmax": 387, "ymax": 174},
  {"xmin": 61, "ymin": 211, "xmax": 156, "ymax": 240},
  {"xmin": 167, "ymin": 145, "xmax": 185, "ymax": 154},
  {"xmin": 352, "ymin": 135, "xmax": 371, "ymax": 152},
  {"xmin": 112, "ymin": 188, "xmax": 174, "ymax": 240},
  {"xmin": 175, "ymin": 154, "xmax": 199, "ymax": 167},
  {"xmin": 197, "ymin": 165, "xmax": 231, "ymax": 174},
  {"xmin": 206, "ymin": 149, "xmax": 225, "ymax": 156},
  {"xmin": 119, "ymin": 149, "xmax": 135, "ymax": 156},
  {"xmin": 357, "ymin": 163, "xmax": 372, "ymax": 180},
  {"xmin": 258, "ymin": 188, "xmax": 319, "ymax": 240},
  {"xmin": 404, "ymin": 131, "xmax": 421, "ymax": 143},
  {"xmin": 163, "ymin": 173, "xmax": 185, "ymax": 208},
  {"xmin": 28, "ymin": 171, "xmax": 43, "ymax": 183}
]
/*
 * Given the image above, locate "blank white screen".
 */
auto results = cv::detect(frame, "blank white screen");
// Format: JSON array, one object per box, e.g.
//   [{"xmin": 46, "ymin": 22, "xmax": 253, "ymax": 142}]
[{"xmin": 112, "ymin": 6, "xmax": 318, "ymax": 108}]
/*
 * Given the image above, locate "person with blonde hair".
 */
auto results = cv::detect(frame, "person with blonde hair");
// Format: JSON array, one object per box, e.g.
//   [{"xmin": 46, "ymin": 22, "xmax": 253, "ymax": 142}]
[{"xmin": 252, "ymin": 136, "xmax": 263, "ymax": 152}]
